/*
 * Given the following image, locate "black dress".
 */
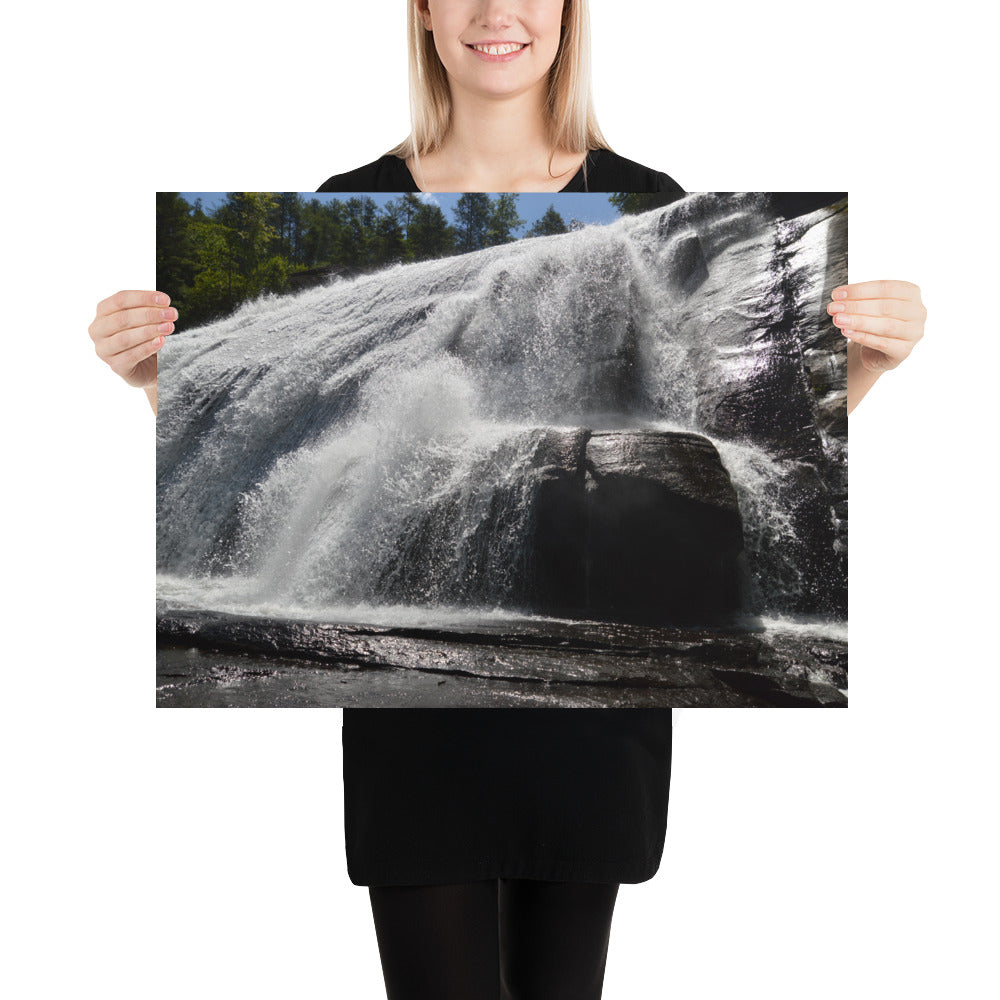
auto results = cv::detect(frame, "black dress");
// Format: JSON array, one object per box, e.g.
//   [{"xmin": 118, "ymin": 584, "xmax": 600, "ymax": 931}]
[{"xmin": 319, "ymin": 149, "xmax": 686, "ymax": 887}]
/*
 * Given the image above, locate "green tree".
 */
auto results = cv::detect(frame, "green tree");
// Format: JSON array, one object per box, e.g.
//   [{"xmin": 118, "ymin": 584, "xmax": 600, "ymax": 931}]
[
  {"xmin": 407, "ymin": 202, "xmax": 456, "ymax": 261},
  {"xmin": 485, "ymin": 193, "xmax": 524, "ymax": 246},
  {"xmin": 389, "ymin": 193, "xmax": 424, "ymax": 235},
  {"xmin": 180, "ymin": 194, "xmax": 292, "ymax": 326},
  {"xmin": 453, "ymin": 193, "xmax": 493, "ymax": 253},
  {"xmin": 250, "ymin": 255, "xmax": 291, "ymax": 298},
  {"xmin": 272, "ymin": 192, "xmax": 304, "ymax": 262},
  {"xmin": 608, "ymin": 192, "xmax": 677, "ymax": 216},
  {"xmin": 299, "ymin": 198, "xmax": 346, "ymax": 266},
  {"xmin": 340, "ymin": 196, "xmax": 380, "ymax": 266},
  {"xmin": 374, "ymin": 201, "xmax": 409, "ymax": 265},
  {"xmin": 526, "ymin": 204, "xmax": 569, "ymax": 237},
  {"xmin": 214, "ymin": 192, "xmax": 279, "ymax": 280},
  {"xmin": 156, "ymin": 192, "xmax": 197, "ymax": 304},
  {"xmin": 186, "ymin": 214, "xmax": 240, "ymax": 324}
]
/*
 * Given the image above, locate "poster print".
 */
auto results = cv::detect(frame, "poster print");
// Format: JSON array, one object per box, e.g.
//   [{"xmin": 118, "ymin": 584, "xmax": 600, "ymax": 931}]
[{"xmin": 156, "ymin": 191, "xmax": 847, "ymax": 708}]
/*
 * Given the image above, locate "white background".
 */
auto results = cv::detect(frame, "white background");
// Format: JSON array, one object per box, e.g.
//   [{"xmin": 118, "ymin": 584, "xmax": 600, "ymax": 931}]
[{"xmin": 3, "ymin": 2, "xmax": 997, "ymax": 997}]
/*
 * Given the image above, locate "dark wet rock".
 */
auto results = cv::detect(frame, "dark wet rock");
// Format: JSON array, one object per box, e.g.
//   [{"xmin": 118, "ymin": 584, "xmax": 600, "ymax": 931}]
[
  {"xmin": 662, "ymin": 231, "xmax": 709, "ymax": 297},
  {"xmin": 156, "ymin": 606, "xmax": 846, "ymax": 708},
  {"xmin": 529, "ymin": 428, "xmax": 743, "ymax": 624},
  {"xmin": 528, "ymin": 430, "xmax": 743, "ymax": 623},
  {"xmin": 585, "ymin": 430, "xmax": 743, "ymax": 623},
  {"xmin": 695, "ymin": 344, "xmax": 824, "ymax": 462}
]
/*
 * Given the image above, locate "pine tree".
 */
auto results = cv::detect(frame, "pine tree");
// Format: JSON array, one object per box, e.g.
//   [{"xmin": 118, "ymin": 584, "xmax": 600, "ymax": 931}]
[
  {"xmin": 408, "ymin": 202, "xmax": 456, "ymax": 261},
  {"xmin": 453, "ymin": 193, "xmax": 493, "ymax": 252},
  {"xmin": 608, "ymin": 192, "xmax": 677, "ymax": 216},
  {"xmin": 526, "ymin": 204, "xmax": 569, "ymax": 237},
  {"xmin": 485, "ymin": 193, "xmax": 525, "ymax": 246},
  {"xmin": 273, "ymin": 193, "xmax": 304, "ymax": 262},
  {"xmin": 375, "ymin": 201, "xmax": 409, "ymax": 265},
  {"xmin": 155, "ymin": 193, "xmax": 197, "ymax": 301}
]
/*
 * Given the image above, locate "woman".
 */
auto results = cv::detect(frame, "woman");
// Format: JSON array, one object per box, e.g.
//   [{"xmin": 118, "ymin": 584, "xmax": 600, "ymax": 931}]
[{"xmin": 90, "ymin": 2, "xmax": 925, "ymax": 997}]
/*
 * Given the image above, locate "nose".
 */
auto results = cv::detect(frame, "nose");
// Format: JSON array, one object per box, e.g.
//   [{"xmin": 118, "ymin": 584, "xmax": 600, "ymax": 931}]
[{"xmin": 477, "ymin": 1, "xmax": 516, "ymax": 31}]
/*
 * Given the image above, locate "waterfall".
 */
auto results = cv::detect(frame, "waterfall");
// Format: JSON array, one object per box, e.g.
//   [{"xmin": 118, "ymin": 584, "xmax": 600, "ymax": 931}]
[{"xmin": 157, "ymin": 193, "xmax": 847, "ymax": 625}]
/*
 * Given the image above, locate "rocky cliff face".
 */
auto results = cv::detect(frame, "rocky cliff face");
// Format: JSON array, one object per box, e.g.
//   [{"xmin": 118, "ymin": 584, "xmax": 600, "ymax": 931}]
[{"xmin": 652, "ymin": 194, "xmax": 848, "ymax": 614}]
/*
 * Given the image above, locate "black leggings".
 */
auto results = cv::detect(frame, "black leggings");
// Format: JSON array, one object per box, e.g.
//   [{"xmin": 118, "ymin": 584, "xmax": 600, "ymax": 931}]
[{"xmin": 369, "ymin": 879, "xmax": 620, "ymax": 1000}]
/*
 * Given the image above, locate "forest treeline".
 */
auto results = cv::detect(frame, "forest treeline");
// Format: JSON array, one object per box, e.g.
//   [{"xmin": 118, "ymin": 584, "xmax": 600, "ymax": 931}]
[{"xmin": 157, "ymin": 192, "xmax": 666, "ymax": 330}]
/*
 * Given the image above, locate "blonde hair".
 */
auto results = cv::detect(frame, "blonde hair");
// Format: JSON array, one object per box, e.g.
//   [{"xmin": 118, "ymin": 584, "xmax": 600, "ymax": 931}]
[{"xmin": 386, "ymin": 0, "xmax": 612, "ymax": 183}]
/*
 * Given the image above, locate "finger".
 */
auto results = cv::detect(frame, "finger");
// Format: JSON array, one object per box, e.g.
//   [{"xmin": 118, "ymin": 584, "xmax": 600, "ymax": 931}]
[
  {"xmin": 106, "ymin": 332, "xmax": 166, "ymax": 379},
  {"xmin": 90, "ymin": 305, "xmax": 178, "ymax": 344},
  {"xmin": 828, "ymin": 297, "xmax": 926, "ymax": 322},
  {"xmin": 831, "ymin": 314, "xmax": 919, "ymax": 342},
  {"xmin": 95, "ymin": 289, "xmax": 170, "ymax": 319},
  {"xmin": 94, "ymin": 320, "xmax": 174, "ymax": 362},
  {"xmin": 839, "ymin": 327, "xmax": 904, "ymax": 358},
  {"xmin": 830, "ymin": 280, "xmax": 920, "ymax": 302}
]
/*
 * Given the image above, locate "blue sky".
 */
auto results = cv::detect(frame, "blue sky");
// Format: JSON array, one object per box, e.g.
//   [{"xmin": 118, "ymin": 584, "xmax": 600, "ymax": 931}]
[{"xmin": 181, "ymin": 192, "xmax": 624, "ymax": 230}]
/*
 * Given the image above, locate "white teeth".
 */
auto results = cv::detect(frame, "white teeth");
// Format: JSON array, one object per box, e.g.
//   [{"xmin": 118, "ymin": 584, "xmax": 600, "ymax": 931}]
[{"xmin": 472, "ymin": 43, "xmax": 526, "ymax": 55}]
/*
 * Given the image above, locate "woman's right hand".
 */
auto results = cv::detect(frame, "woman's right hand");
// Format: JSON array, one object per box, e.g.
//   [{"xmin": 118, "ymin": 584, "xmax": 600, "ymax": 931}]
[{"xmin": 89, "ymin": 290, "xmax": 177, "ymax": 389}]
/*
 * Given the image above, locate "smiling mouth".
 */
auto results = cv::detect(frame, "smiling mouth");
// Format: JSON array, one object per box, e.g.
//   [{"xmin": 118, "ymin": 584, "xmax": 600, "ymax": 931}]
[{"xmin": 466, "ymin": 42, "xmax": 529, "ymax": 56}]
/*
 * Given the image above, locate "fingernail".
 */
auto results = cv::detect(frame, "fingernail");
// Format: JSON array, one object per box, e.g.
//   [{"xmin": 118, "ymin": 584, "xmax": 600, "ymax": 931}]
[
  {"xmin": 837, "ymin": 314, "xmax": 853, "ymax": 326},
  {"xmin": 157, "ymin": 322, "xmax": 173, "ymax": 333},
  {"xmin": 154, "ymin": 293, "xmax": 166, "ymax": 305},
  {"xmin": 829, "ymin": 303, "xmax": 845, "ymax": 314},
  {"xmin": 833, "ymin": 289, "xmax": 847, "ymax": 300}
]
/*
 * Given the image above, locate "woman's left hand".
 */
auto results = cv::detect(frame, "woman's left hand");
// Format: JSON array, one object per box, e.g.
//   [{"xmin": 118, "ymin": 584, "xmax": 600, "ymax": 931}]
[{"xmin": 828, "ymin": 280, "xmax": 926, "ymax": 372}]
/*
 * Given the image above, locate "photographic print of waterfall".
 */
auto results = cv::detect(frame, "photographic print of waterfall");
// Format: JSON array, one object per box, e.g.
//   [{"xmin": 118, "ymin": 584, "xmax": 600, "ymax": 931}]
[{"xmin": 156, "ymin": 191, "xmax": 847, "ymax": 708}]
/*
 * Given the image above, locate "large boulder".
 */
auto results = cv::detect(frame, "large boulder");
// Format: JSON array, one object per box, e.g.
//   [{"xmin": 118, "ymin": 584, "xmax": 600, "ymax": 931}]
[{"xmin": 529, "ymin": 428, "xmax": 743, "ymax": 624}]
